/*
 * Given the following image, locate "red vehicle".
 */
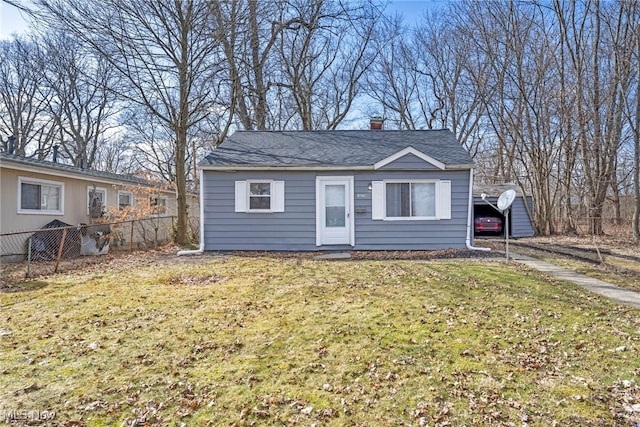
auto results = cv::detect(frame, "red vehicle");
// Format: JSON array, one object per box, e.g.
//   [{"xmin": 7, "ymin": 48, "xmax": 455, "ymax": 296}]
[{"xmin": 474, "ymin": 216, "xmax": 503, "ymax": 234}]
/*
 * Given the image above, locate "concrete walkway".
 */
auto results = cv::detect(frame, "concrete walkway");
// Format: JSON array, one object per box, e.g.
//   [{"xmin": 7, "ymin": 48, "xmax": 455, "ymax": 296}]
[
  {"xmin": 311, "ymin": 250, "xmax": 640, "ymax": 309},
  {"xmin": 510, "ymin": 252, "xmax": 640, "ymax": 309}
]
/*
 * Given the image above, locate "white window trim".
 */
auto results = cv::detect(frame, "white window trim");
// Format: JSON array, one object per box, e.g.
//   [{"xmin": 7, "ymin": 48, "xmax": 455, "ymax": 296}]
[
  {"xmin": 117, "ymin": 190, "xmax": 134, "ymax": 209},
  {"xmin": 383, "ymin": 179, "xmax": 439, "ymax": 220},
  {"xmin": 372, "ymin": 179, "xmax": 451, "ymax": 221},
  {"xmin": 235, "ymin": 180, "xmax": 285, "ymax": 213},
  {"xmin": 246, "ymin": 180, "xmax": 274, "ymax": 213},
  {"xmin": 87, "ymin": 186, "xmax": 107, "ymax": 215},
  {"xmin": 17, "ymin": 176, "xmax": 64, "ymax": 215},
  {"xmin": 149, "ymin": 195, "xmax": 169, "ymax": 216}
]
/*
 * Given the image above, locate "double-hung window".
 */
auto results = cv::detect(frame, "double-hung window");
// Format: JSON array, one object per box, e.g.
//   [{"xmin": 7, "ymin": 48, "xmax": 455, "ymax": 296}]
[
  {"xmin": 150, "ymin": 196, "xmax": 168, "ymax": 215},
  {"xmin": 118, "ymin": 191, "xmax": 134, "ymax": 210},
  {"xmin": 87, "ymin": 186, "xmax": 107, "ymax": 216},
  {"xmin": 235, "ymin": 180, "xmax": 285, "ymax": 213},
  {"xmin": 18, "ymin": 177, "xmax": 64, "ymax": 214},
  {"xmin": 248, "ymin": 182, "xmax": 272, "ymax": 211}
]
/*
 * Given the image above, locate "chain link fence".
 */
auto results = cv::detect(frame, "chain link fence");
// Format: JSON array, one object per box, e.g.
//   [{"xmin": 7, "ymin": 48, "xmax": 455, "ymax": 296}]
[{"xmin": 1, "ymin": 216, "xmax": 200, "ymax": 282}]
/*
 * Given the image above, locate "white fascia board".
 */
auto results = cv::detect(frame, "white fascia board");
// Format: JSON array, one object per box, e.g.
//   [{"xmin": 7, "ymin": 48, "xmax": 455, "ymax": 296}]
[
  {"xmin": 199, "ymin": 159, "xmax": 473, "ymax": 171},
  {"xmin": 2, "ymin": 160, "xmax": 177, "ymax": 194},
  {"xmin": 2, "ymin": 162, "xmax": 140, "ymax": 187},
  {"xmin": 445, "ymin": 164, "xmax": 475, "ymax": 170},
  {"xmin": 374, "ymin": 146, "xmax": 446, "ymax": 170},
  {"xmin": 199, "ymin": 165, "xmax": 374, "ymax": 171}
]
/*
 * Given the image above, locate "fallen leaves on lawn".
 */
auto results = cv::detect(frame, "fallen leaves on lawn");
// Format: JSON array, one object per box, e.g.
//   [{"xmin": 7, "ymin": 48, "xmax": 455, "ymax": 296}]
[
  {"xmin": 609, "ymin": 379, "xmax": 640, "ymax": 425},
  {"xmin": 166, "ymin": 274, "xmax": 223, "ymax": 286},
  {"xmin": 2, "ymin": 255, "xmax": 638, "ymax": 426}
]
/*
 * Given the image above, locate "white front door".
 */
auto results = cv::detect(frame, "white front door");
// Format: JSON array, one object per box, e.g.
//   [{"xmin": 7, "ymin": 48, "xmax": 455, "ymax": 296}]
[{"xmin": 317, "ymin": 177, "xmax": 354, "ymax": 246}]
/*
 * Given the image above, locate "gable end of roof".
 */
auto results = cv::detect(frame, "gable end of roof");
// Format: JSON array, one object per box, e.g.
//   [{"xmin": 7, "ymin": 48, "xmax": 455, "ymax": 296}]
[{"xmin": 373, "ymin": 146, "xmax": 446, "ymax": 170}]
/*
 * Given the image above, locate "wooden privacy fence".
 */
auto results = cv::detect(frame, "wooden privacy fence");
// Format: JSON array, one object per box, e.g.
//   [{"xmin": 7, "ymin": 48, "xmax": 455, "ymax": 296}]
[{"xmin": 0, "ymin": 216, "xmax": 200, "ymax": 279}]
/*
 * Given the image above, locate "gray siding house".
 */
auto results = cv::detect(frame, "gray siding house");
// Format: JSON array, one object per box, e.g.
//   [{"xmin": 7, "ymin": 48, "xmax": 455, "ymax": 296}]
[{"xmin": 198, "ymin": 129, "xmax": 478, "ymax": 251}]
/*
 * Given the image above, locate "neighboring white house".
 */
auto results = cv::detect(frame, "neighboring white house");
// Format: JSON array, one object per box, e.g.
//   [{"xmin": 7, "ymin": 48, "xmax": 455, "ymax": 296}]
[{"xmin": 0, "ymin": 152, "xmax": 197, "ymax": 258}]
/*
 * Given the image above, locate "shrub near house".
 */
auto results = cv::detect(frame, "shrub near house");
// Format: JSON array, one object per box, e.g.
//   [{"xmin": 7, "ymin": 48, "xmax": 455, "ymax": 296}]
[{"xmin": 101, "ymin": 176, "xmax": 175, "ymax": 249}]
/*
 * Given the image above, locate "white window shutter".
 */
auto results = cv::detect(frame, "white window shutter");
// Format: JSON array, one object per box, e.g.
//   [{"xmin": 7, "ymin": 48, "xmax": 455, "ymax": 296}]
[
  {"xmin": 272, "ymin": 181, "xmax": 285, "ymax": 212},
  {"xmin": 235, "ymin": 181, "xmax": 247, "ymax": 212},
  {"xmin": 371, "ymin": 181, "xmax": 384, "ymax": 220},
  {"xmin": 437, "ymin": 180, "xmax": 451, "ymax": 219}
]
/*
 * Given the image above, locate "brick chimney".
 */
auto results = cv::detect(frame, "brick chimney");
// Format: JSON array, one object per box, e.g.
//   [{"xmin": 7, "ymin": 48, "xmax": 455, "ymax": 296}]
[{"xmin": 370, "ymin": 116, "xmax": 383, "ymax": 130}]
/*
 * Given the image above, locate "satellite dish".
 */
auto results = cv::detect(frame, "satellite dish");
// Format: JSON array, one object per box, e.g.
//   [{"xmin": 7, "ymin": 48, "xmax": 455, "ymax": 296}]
[{"xmin": 497, "ymin": 189, "xmax": 516, "ymax": 211}]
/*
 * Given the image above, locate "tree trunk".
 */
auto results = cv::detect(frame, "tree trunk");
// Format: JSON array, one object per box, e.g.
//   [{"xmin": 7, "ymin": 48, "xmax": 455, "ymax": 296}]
[
  {"xmin": 610, "ymin": 174, "xmax": 622, "ymax": 226},
  {"xmin": 175, "ymin": 4, "xmax": 190, "ymax": 246},
  {"xmin": 175, "ymin": 126, "xmax": 188, "ymax": 244},
  {"xmin": 634, "ymin": 128, "xmax": 640, "ymax": 242},
  {"xmin": 634, "ymin": 23, "xmax": 640, "ymax": 243}
]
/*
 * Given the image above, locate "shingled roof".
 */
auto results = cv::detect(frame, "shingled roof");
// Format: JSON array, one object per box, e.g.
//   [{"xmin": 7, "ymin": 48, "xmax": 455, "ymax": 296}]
[
  {"xmin": 0, "ymin": 152, "xmax": 149, "ymax": 185},
  {"xmin": 201, "ymin": 130, "xmax": 473, "ymax": 169}
]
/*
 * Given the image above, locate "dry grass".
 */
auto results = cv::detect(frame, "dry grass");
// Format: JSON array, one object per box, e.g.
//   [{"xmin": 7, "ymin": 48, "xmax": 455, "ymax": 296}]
[
  {"xmin": 478, "ymin": 236, "xmax": 640, "ymax": 292},
  {"xmin": 1, "ymin": 253, "xmax": 639, "ymax": 426}
]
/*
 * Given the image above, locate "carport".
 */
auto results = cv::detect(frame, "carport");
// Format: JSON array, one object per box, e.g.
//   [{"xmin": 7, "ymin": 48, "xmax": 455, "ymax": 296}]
[{"xmin": 473, "ymin": 184, "xmax": 535, "ymax": 238}]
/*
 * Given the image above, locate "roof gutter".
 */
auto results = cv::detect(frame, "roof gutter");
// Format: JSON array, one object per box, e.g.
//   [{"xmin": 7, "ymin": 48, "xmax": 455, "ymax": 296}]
[
  {"xmin": 466, "ymin": 168, "xmax": 490, "ymax": 252},
  {"xmin": 0, "ymin": 156, "xmax": 151, "ymax": 187},
  {"xmin": 177, "ymin": 169, "xmax": 205, "ymax": 256},
  {"xmin": 198, "ymin": 164, "xmax": 475, "ymax": 171}
]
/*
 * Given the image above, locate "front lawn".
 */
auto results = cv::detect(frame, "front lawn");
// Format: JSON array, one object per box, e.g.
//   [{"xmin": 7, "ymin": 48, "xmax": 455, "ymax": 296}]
[{"xmin": 1, "ymin": 254, "xmax": 639, "ymax": 426}]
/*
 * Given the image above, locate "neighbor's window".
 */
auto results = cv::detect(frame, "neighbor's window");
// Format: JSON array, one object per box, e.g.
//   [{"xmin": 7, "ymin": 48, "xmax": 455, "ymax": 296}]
[
  {"xmin": 18, "ymin": 177, "xmax": 63, "ymax": 214},
  {"xmin": 150, "ymin": 196, "xmax": 168, "ymax": 215},
  {"xmin": 248, "ymin": 181, "xmax": 271, "ymax": 211},
  {"xmin": 118, "ymin": 191, "xmax": 134, "ymax": 210},
  {"xmin": 87, "ymin": 187, "xmax": 107, "ymax": 216},
  {"xmin": 385, "ymin": 181, "xmax": 436, "ymax": 218}
]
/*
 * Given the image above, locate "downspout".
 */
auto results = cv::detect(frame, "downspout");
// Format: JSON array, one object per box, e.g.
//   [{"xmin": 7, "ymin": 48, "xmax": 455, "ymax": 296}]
[
  {"xmin": 177, "ymin": 169, "xmax": 205, "ymax": 256},
  {"xmin": 466, "ymin": 168, "xmax": 491, "ymax": 252}
]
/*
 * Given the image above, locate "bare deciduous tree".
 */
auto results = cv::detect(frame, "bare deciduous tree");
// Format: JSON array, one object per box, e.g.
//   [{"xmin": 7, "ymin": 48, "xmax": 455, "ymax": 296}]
[
  {"xmin": 0, "ymin": 36, "xmax": 56, "ymax": 157},
  {"xmin": 40, "ymin": 31, "xmax": 119, "ymax": 168},
  {"xmin": 6, "ymin": 0, "xmax": 636, "ymax": 241},
  {"xmin": 366, "ymin": 16, "xmax": 421, "ymax": 130},
  {"xmin": 453, "ymin": 1, "xmax": 564, "ymax": 234},
  {"xmin": 553, "ymin": 0, "xmax": 635, "ymax": 235},
  {"xmin": 625, "ymin": 4, "xmax": 640, "ymax": 243},
  {"xmin": 277, "ymin": 0, "xmax": 382, "ymax": 130},
  {"xmin": 210, "ymin": 0, "xmax": 295, "ymax": 131},
  {"xmin": 34, "ymin": 0, "xmax": 227, "ymax": 245}
]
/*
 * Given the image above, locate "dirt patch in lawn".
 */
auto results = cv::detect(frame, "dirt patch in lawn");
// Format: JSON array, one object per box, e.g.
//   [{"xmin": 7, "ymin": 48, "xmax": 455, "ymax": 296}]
[
  {"xmin": 1, "ymin": 246, "xmax": 500, "ymax": 291},
  {"xmin": 233, "ymin": 248, "xmax": 500, "ymax": 261}
]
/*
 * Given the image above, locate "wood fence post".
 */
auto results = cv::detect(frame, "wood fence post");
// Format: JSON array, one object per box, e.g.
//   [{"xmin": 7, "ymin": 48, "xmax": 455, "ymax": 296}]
[
  {"xmin": 26, "ymin": 237, "xmax": 32, "ymax": 278},
  {"xmin": 130, "ymin": 220, "xmax": 134, "ymax": 252},
  {"xmin": 54, "ymin": 228, "xmax": 68, "ymax": 273}
]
